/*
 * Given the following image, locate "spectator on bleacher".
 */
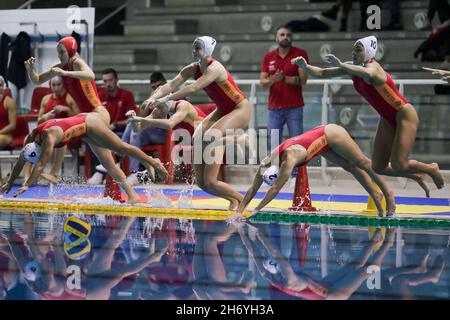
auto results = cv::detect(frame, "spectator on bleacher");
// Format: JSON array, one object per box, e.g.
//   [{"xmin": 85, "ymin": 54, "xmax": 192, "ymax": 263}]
[
  {"xmin": 88, "ymin": 72, "xmax": 168, "ymax": 186},
  {"xmin": 143, "ymin": 36, "xmax": 253, "ymax": 210},
  {"xmin": 23, "ymin": 76, "xmax": 80, "ymax": 184},
  {"xmin": 0, "ymin": 75, "xmax": 17, "ymax": 184},
  {"xmin": 260, "ymin": 25, "xmax": 309, "ymax": 171},
  {"xmin": 293, "ymin": 35, "xmax": 445, "ymax": 196}
]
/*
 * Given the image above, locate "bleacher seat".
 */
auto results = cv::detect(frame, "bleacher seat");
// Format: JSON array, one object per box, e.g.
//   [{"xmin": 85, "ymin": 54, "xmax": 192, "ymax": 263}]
[
  {"xmin": 8, "ymin": 116, "xmax": 30, "ymax": 149},
  {"xmin": 29, "ymin": 86, "xmax": 52, "ymax": 115}
]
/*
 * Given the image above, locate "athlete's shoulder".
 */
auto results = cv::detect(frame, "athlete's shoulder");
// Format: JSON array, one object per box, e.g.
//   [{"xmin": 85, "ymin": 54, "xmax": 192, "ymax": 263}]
[
  {"xmin": 4, "ymin": 95, "xmax": 16, "ymax": 108},
  {"xmin": 42, "ymin": 93, "xmax": 52, "ymax": 104}
]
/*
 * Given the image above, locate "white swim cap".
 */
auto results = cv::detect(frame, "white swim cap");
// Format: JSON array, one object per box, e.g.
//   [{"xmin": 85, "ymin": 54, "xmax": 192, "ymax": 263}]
[
  {"xmin": 262, "ymin": 165, "xmax": 280, "ymax": 186},
  {"xmin": 354, "ymin": 35, "xmax": 377, "ymax": 62},
  {"xmin": 23, "ymin": 142, "xmax": 41, "ymax": 164},
  {"xmin": 263, "ymin": 258, "xmax": 280, "ymax": 275},
  {"xmin": 193, "ymin": 36, "xmax": 217, "ymax": 58}
]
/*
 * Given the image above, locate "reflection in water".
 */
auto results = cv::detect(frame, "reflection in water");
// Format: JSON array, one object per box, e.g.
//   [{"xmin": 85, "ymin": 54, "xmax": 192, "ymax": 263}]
[{"xmin": 0, "ymin": 211, "xmax": 448, "ymax": 300}]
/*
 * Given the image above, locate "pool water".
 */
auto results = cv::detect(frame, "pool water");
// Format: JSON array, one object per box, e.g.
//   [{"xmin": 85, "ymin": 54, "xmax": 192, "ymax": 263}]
[{"xmin": 0, "ymin": 210, "xmax": 448, "ymax": 300}]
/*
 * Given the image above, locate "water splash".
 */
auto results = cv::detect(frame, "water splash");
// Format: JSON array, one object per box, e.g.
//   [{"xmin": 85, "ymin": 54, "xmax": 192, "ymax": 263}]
[
  {"xmin": 177, "ymin": 182, "xmax": 194, "ymax": 209},
  {"xmin": 48, "ymin": 183, "xmax": 56, "ymax": 200},
  {"xmin": 144, "ymin": 182, "xmax": 174, "ymax": 208}
]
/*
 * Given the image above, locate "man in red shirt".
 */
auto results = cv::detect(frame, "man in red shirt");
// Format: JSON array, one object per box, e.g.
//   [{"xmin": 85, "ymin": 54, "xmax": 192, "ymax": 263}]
[
  {"xmin": 99, "ymin": 68, "xmax": 135, "ymax": 136},
  {"xmin": 260, "ymin": 25, "xmax": 309, "ymax": 154}
]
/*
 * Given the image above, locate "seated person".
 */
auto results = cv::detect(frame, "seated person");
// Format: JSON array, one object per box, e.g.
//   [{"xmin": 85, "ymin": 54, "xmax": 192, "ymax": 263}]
[
  {"xmin": 0, "ymin": 76, "xmax": 17, "ymax": 184},
  {"xmin": 24, "ymin": 76, "xmax": 80, "ymax": 183},
  {"xmin": 88, "ymin": 71, "xmax": 169, "ymax": 185}
]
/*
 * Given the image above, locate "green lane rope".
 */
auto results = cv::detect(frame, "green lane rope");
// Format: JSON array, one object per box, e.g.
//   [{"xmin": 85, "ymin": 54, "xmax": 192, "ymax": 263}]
[{"xmin": 250, "ymin": 212, "xmax": 450, "ymax": 228}]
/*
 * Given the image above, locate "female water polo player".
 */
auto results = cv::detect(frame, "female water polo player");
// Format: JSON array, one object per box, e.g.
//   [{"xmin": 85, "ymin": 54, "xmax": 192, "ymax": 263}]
[
  {"xmin": 292, "ymin": 35, "xmax": 444, "ymax": 197},
  {"xmin": 142, "ymin": 36, "xmax": 253, "ymax": 210},
  {"xmin": 25, "ymin": 36, "xmax": 110, "ymax": 125},
  {"xmin": 0, "ymin": 112, "xmax": 168, "ymax": 203},
  {"xmin": 232, "ymin": 124, "xmax": 395, "ymax": 219}
]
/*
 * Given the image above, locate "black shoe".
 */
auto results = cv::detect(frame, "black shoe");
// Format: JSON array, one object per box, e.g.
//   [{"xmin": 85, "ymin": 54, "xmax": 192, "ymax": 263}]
[{"xmin": 339, "ymin": 18, "xmax": 348, "ymax": 32}]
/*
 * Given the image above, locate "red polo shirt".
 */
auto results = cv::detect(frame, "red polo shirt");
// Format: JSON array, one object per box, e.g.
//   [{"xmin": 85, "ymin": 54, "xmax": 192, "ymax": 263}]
[
  {"xmin": 261, "ymin": 46, "xmax": 309, "ymax": 109},
  {"xmin": 99, "ymin": 87, "xmax": 135, "ymax": 127}
]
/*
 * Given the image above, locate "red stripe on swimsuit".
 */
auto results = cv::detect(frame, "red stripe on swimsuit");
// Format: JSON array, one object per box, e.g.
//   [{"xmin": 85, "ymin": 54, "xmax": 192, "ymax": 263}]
[
  {"xmin": 352, "ymin": 67, "xmax": 408, "ymax": 127},
  {"xmin": 272, "ymin": 125, "xmax": 330, "ymax": 166},
  {"xmin": 194, "ymin": 59, "xmax": 246, "ymax": 115},
  {"xmin": 33, "ymin": 113, "xmax": 87, "ymax": 148}
]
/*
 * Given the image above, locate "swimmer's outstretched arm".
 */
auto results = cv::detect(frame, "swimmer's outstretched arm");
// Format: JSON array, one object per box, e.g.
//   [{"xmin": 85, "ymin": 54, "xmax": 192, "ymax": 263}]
[
  {"xmin": 423, "ymin": 67, "xmax": 450, "ymax": 77},
  {"xmin": 15, "ymin": 133, "xmax": 56, "ymax": 197},
  {"xmin": 236, "ymin": 165, "xmax": 265, "ymax": 215},
  {"xmin": 143, "ymin": 65, "xmax": 193, "ymax": 110},
  {"xmin": 0, "ymin": 155, "xmax": 26, "ymax": 194},
  {"xmin": 133, "ymin": 103, "xmax": 189, "ymax": 130},
  {"xmin": 252, "ymin": 160, "xmax": 294, "ymax": 213},
  {"xmin": 159, "ymin": 63, "xmax": 220, "ymax": 103},
  {"xmin": 0, "ymin": 135, "xmax": 34, "ymax": 194},
  {"xmin": 291, "ymin": 56, "xmax": 346, "ymax": 78},
  {"xmin": 325, "ymin": 54, "xmax": 385, "ymax": 84}
]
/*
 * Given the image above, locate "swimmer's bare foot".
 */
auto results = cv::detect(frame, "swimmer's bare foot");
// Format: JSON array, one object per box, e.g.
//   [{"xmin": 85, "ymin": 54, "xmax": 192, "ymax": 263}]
[
  {"xmin": 372, "ymin": 191, "xmax": 385, "ymax": 217},
  {"xmin": 385, "ymin": 190, "xmax": 396, "ymax": 217},
  {"xmin": 410, "ymin": 173, "xmax": 430, "ymax": 198},
  {"xmin": 428, "ymin": 255, "xmax": 445, "ymax": 284},
  {"xmin": 228, "ymin": 198, "xmax": 240, "ymax": 211},
  {"xmin": 40, "ymin": 173, "xmax": 58, "ymax": 184},
  {"xmin": 428, "ymin": 162, "xmax": 445, "ymax": 190},
  {"xmin": 126, "ymin": 192, "xmax": 141, "ymax": 204}
]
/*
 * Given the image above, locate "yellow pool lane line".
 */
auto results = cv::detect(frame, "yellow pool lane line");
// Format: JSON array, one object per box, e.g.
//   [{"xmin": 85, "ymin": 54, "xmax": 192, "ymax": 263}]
[
  {"xmin": 192, "ymin": 198, "xmax": 450, "ymax": 216},
  {"xmin": 0, "ymin": 199, "xmax": 247, "ymax": 220},
  {"xmin": 1, "ymin": 196, "xmax": 449, "ymax": 221}
]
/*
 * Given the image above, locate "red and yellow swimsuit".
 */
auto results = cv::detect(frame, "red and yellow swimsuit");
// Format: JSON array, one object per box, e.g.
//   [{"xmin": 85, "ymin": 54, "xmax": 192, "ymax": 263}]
[
  {"xmin": 194, "ymin": 59, "xmax": 246, "ymax": 115},
  {"xmin": 61, "ymin": 60, "xmax": 102, "ymax": 113},
  {"xmin": 32, "ymin": 113, "xmax": 87, "ymax": 148},
  {"xmin": 352, "ymin": 65, "xmax": 409, "ymax": 127},
  {"xmin": 272, "ymin": 125, "xmax": 330, "ymax": 166}
]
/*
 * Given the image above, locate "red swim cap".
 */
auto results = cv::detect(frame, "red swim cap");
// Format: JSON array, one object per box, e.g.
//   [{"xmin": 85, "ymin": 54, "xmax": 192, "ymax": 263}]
[{"xmin": 58, "ymin": 36, "xmax": 78, "ymax": 58}]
